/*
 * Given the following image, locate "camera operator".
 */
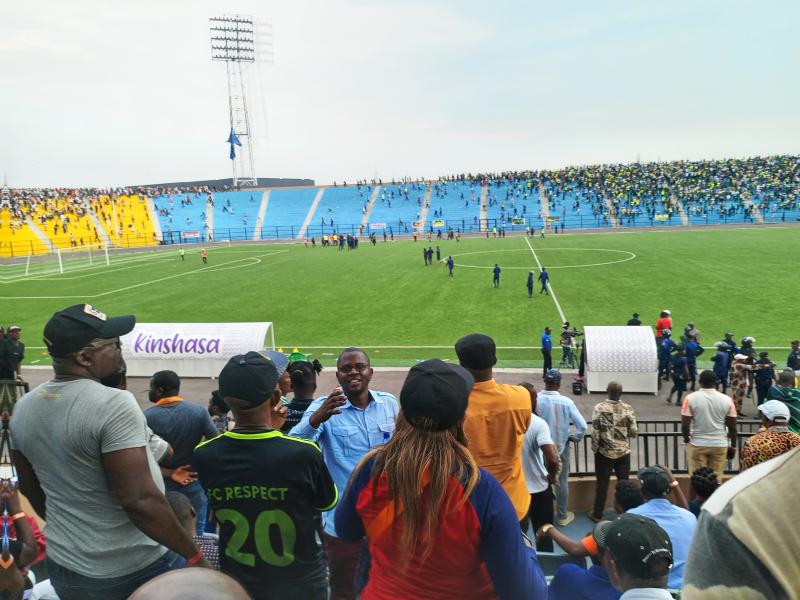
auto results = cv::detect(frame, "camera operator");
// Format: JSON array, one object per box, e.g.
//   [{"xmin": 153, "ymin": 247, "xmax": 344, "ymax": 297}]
[{"xmin": 560, "ymin": 322, "xmax": 583, "ymax": 369}]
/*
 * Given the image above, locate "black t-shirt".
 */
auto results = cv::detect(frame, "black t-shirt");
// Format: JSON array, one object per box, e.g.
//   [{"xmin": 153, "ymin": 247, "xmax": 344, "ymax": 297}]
[
  {"xmin": 194, "ymin": 430, "xmax": 337, "ymax": 599},
  {"xmin": 281, "ymin": 399, "xmax": 313, "ymax": 434}
]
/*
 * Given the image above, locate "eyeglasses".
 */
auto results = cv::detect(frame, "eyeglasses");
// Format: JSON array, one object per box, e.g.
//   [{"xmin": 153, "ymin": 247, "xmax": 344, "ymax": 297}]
[
  {"xmin": 85, "ymin": 338, "xmax": 122, "ymax": 351},
  {"xmin": 337, "ymin": 363, "xmax": 369, "ymax": 374}
]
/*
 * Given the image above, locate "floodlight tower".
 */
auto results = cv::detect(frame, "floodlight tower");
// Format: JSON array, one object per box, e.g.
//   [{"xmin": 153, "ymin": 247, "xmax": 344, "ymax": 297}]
[{"xmin": 210, "ymin": 15, "xmax": 258, "ymax": 187}]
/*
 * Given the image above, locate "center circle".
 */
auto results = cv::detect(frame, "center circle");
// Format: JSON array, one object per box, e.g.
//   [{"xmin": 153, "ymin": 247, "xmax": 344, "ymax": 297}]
[{"xmin": 448, "ymin": 248, "xmax": 637, "ymax": 269}]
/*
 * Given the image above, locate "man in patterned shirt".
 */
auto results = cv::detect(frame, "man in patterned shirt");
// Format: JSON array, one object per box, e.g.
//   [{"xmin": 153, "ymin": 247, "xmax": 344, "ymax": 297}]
[
  {"xmin": 589, "ymin": 381, "xmax": 638, "ymax": 522},
  {"xmin": 740, "ymin": 400, "xmax": 800, "ymax": 470}
]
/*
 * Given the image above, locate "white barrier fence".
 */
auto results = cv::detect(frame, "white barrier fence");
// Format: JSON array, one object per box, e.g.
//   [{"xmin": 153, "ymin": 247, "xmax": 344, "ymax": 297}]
[{"xmin": 121, "ymin": 322, "xmax": 275, "ymax": 377}]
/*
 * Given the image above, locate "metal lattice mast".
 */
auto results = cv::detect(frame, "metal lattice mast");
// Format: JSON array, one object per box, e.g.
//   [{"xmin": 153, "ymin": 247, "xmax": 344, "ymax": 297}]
[{"xmin": 210, "ymin": 15, "xmax": 258, "ymax": 187}]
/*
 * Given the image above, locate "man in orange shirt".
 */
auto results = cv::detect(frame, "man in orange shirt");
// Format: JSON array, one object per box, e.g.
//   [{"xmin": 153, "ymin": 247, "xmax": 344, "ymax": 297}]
[
  {"xmin": 456, "ymin": 333, "xmax": 532, "ymax": 524},
  {"xmin": 655, "ymin": 310, "xmax": 672, "ymax": 339}
]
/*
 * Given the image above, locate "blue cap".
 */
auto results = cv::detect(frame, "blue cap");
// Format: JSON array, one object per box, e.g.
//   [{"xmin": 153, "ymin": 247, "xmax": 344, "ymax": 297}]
[{"xmin": 544, "ymin": 369, "xmax": 562, "ymax": 383}]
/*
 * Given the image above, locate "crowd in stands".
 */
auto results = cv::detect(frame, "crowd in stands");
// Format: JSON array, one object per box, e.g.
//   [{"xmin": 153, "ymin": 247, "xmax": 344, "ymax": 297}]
[{"xmin": 0, "ymin": 303, "xmax": 797, "ymax": 599}]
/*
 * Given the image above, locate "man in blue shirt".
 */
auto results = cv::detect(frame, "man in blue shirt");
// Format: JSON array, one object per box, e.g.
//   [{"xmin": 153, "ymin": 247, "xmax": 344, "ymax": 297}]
[
  {"xmin": 527, "ymin": 271, "xmax": 534, "ymax": 298},
  {"xmin": 658, "ymin": 330, "xmax": 676, "ymax": 381},
  {"xmin": 541, "ymin": 327, "xmax": 553, "ymax": 375},
  {"xmin": 493, "ymin": 264, "xmax": 501, "ymax": 288},
  {"xmin": 627, "ymin": 466, "xmax": 696, "ymax": 590},
  {"xmin": 538, "ymin": 267, "xmax": 550, "ymax": 295},
  {"xmin": 536, "ymin": 369, "xmax": 587, "ymax": 526},
  {"xmin": 548, "ymin": 522, "xmax": 620, "ymax": 600},
  {"xmin": 446, "ymin": 256, "xmax": 454, "ymax": 277},
  {"xmin": 290, "ymin": 347, "xmax": 399, "ymax": 600}
]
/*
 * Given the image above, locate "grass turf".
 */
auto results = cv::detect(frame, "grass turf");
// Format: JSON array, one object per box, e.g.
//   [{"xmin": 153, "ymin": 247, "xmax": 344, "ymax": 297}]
[{"xmin": 1, "ymin": 225, "xmax": 798, "ymax": 368}]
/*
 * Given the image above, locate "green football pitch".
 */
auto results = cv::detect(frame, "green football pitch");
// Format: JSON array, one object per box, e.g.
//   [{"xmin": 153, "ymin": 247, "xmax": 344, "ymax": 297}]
[{"xmin": 1, "ymin": 225, "xmax": 798, "ymax": 368}]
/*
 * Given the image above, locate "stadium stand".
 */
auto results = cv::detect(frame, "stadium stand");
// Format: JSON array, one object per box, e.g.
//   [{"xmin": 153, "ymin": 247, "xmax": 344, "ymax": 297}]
[{"xmin": 263, "ymin": 188, "xmax": 318, "ymax": 239}]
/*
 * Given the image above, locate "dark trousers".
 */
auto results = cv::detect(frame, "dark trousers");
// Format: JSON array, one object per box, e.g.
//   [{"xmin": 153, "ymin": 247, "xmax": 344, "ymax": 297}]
[
  {"xmin": 542, "ymin": 351, "xmax": 552, "ymax": 375},
  {"xmin": 592, "ymin": 453, "xmax": 631, "ymax": 518},
  {"xmin": 756, "ymin": 383, "xmax": 771, "ymax": 405},
  {"xmin": 525, "ymin": 487, "xmax": 554, "ymax": 552},
  {"xmin": 322, "ymin": 532, "xmax": 362, "ymax": 600}
]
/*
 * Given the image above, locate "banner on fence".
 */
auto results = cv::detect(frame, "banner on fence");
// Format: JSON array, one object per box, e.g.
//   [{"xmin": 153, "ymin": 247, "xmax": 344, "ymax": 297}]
[
  {"xmin": 121, "ymin": 322, "xmax": 275, "ymax": 377},
  {"xmin": 412, "ymin": 221, "xmax": 423, "ymax": 228},
  {"xmin": 512, "ymin": 217, "xmax": 526, "ymax": 224},
  {"xmin": 369, "ymin": 223, "xmax": 386, "ymax": 230},
  {"xmin": 546, "ymin": 216, "xmax": 560, "ymax": 222},
  {"xmin": 432, "ymin": 219, "xmax": 445, "ymax": 227},
  {"xmin": 182, "ymin": 231, "xmax": 201, "ymax": 239},
  {"xmin": 654, "ymin": 214, "xmax": 670, "ymax": 221}
]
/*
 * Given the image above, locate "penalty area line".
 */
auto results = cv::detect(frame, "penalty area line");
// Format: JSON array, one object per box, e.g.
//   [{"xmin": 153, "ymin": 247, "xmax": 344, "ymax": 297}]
[{"xmin": 524, "ymin": 237, "xmax": 567, "ymax": 324}]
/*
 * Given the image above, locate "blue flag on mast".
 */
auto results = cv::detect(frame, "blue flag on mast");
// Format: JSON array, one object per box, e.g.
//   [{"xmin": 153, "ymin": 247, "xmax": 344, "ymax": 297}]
[{"xmin": 227, "ymin": 128, "xmax": 242, "ymax": 160}]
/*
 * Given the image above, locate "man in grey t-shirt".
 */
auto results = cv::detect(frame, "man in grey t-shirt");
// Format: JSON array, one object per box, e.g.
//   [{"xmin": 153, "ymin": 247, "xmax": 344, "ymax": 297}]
[{"xmin": 11, "ymin": 304, "xmax": 206, "ymax": 600}]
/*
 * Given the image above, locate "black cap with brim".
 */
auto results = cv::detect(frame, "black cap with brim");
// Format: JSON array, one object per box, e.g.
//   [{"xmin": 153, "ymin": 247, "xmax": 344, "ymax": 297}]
[
  {"xmin": 455, "ymin": 333, "xmax": 497, "ymax": 370},
  {"xmin": 43, "ymin": 304, "xmax": 135, "ymax": 357},
  {"xmin": 218, "ymin": 351, "xmax": 280, "ymax": 409},
  {"xmin": 400, "ymin": 359, "xmax": 474, "ymax": 431},
  {"xmin": 638, "ymin": 466, "xmax": 671, "ymax": 496},
  {"xmin": 595, "ymin": 514, "xmax": 673, "ymax": 579}
]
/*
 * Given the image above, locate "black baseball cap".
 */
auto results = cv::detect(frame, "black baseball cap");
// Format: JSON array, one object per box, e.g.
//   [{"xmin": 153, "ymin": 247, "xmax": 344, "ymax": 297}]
[
  {"xmin": 595, "ymin": 514, "xmax": 673, "ymax": 579},
  {"xmin": 218, "ymin": 351, "xmax": 286, "ymax": 408},
  {"xmin": 455, "ymin": 333, "xmax": 497, "ymax": 370},
  {"xmin": 43, "ymin": 304, "xmax": 135, "ymax": 358},
  {"xmin": 638, "ymin": 466, "xmax": 671, "ymax": 497},
  {"xmin": 400, "ymin": 359, "xmax": 474, "ymax": 431}
]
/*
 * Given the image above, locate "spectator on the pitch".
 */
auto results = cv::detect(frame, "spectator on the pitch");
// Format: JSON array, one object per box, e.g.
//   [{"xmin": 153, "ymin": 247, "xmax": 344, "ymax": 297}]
[
  {"xmin": 145, "ymin": 369, "xmax": 219, "ymax": 535},
  {"xmin": 196, "ymin": 351, "xmax": 336, "ymax": 600},
  {"xmin": 335, "ymin": 359, "xmax": 547, "ymax": 599},
  {"xmin": 589, "ymin": 382, "xmax": 638, "ymax": 522},
  {"xmin": 207, "ymin": 390, "xmax": 232, "ymax": 434},
  {"xmin": 626, "ymin": 313, "xmax": 641, "ymax": 326},
  {"xmin": 129, "ymin": 569, "xmax": 252, "ymax": 600},
  {"xmin": 290, "ymin": 347, "xmax": 399, "ymax": 600},
  {"xmin": 11, "ymin": 304, "xmax": 204, "ymax": 600},
  {"xmin": 681, "ymin": 370, "xmax": 737, "ymax": 481},
  {"xmin": 684, "ymin": 446, "xmax": 800, "ymax": 599},
  {"xmin": 517, "ymin": 382, "xmax": 558, "ymax": 550},
  {"xmin": 281, "ymin": 359, "xmax": 323, "ymax": 433},
  {"xmin": 740, "ymin": 400, "xmax": 800, "ymax": 470},
  {"xmin": 166, "ymin": 492, "xmax": 219, "ymax": 570},
  {"xmin": 627, "ymin": 466, "xmax": 695, "ymax": 589},
  {"xmin": 456, "ymin": 334, "xmax": 532, "ymax": 525},
  {"xmin": 687, "ymin": 467, "xmax": 718, "ymax": 517},
  {"xmin": 753, "ymin": 351, "xmax": 776, "ymax": 404},
  {"xmin": 547, "ymin": 521, "xmax": 621, "ymax": 600},
  {"xmin": 536, "ymin": 368, "xmax": 587, "ymax": 526},
  {"xmin": 788, "ymin": 339, "xmax": 800, "ymax": 373},
  {"xmin": 598, "ymin": 514, "xmax": 674, "ymax": 600}
]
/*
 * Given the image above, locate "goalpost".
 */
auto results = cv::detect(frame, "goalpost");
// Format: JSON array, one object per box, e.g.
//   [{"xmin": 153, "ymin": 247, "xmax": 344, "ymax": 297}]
[{"xmin": 24, "ymin": 243, "xmax": 110, "ymax": 275}]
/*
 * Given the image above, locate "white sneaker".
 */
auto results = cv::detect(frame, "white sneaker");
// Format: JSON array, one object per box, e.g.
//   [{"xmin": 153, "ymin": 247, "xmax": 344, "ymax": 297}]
[{"xmin": 556, "ymin": 511, "xmax": 575, "ymax": 527}]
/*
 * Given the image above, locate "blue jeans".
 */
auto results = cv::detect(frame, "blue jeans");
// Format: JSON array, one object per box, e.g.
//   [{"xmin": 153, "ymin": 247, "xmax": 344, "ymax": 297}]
[
  {"xmin": 174, "ymin": 481, "xmax": 208, "ymax": 535},
  {"xmin": 47, "ymin": 551, "xmax": 184, "ymax": 600},
  {"xmin": 556, "ymin": 445, "xmax": 571, "ymax": 520}
]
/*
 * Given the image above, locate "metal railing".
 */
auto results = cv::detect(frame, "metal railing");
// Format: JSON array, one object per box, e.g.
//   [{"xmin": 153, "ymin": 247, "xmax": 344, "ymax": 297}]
[{"xmin": 568, "ymin": 419, "xmax": 761, "ymax": 476}]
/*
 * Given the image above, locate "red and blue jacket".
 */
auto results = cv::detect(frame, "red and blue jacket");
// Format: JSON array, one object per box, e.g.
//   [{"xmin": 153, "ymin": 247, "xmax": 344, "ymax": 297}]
[{"xmin": 335, "ymin": 456, "xmax": 547, "ymax": 599}]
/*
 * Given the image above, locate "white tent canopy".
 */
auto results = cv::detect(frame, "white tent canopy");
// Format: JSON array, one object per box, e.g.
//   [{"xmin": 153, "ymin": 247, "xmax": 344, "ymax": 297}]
[{"xmin": 584, "ymin": 326, "xmax": 658, "ymax": 394}]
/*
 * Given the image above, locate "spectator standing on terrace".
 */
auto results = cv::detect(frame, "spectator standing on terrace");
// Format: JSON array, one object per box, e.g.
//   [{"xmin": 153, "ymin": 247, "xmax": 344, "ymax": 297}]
[
  {"xmin": 767, "ymin": 370, "xmax": 800, "ymax": 414},
  {"xmin": 208, "ymin": 390, "xmax": 232, "ymax": 435},
  {"xmin": 541, "ymin": 327, "xmax": 553, "ymax": 375},
  {"xmin": 627, "ymin": 467, "xmax": 695, "ymax": 590},
  {"xmin": 335, "ymin": 360, "xmax": 547, "ymax": 599},
  {"xmin": 4, "ymin": 326, "xmax": 24, "ymax": 381},
  {"xmin": 788, "ymin": 339, "xmax": 800, "ymax": 373},
  {"xmin": 537, "ymin": 369, "xmax": 587, "ymax": 526},
  {"xmin": 681, "ymin": 370, "xmax": 737, "ymax": 481},
  {"xmin": 729, "ymin": 354, "xmax": 752, "ymax": 415},
  {"xmin": 626, "ymin": 313, "xmax": 641, "ymax": 326},
  {"xmin": 280, "ymin": 358, "xmax": 323, "ymax": 433},
  {"xmin": 517, "ymin": 382, "xmax": 559, "ymax": 550},
  {"xmin": 589, "ymin": 382, "xmax": 638, "ymax": 522},
  {"xmin": 740, "ymin": 400, "xmax": 800, "ymax": 470},
  {"xmin": 683, "ymin": 446, "xmax": 800, "ymax": 599},
  {"xmin": 654, "ymin": 310, "xmax": 671, "ymax": 339},
  {"xmin": 195, "ymin": 352, "xmax": 337, "ymax": 600},
  {"xmin": 290, "ymin": 348, "xmax": 398, "ymax": 600},
  {"xmin": 11, "ymin": 304, "xmax": 205, "ymax": 600},
  {"xmin": 598, "ymin": 514, "xmax": 675, "ymax": 600},
  {"xmin": 145, "ymin": 370, "xmax": 219, "ymax": 535},
  {"xmin": 456, "ymin": 334, "xmax": 531, "ymax": 524}
]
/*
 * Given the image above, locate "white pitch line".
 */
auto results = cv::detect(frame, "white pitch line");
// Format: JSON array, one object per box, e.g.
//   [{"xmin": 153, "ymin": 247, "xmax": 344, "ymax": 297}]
[{"xmin": 524, "ymin": 236, "xmax": 567, "ymax": 323}]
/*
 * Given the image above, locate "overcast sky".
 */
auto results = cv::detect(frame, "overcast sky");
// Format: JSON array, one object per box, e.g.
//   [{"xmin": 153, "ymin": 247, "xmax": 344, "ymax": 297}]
[{"xmin": 2, "ymin": 1, "xmax": 798, "ymax": 188}]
